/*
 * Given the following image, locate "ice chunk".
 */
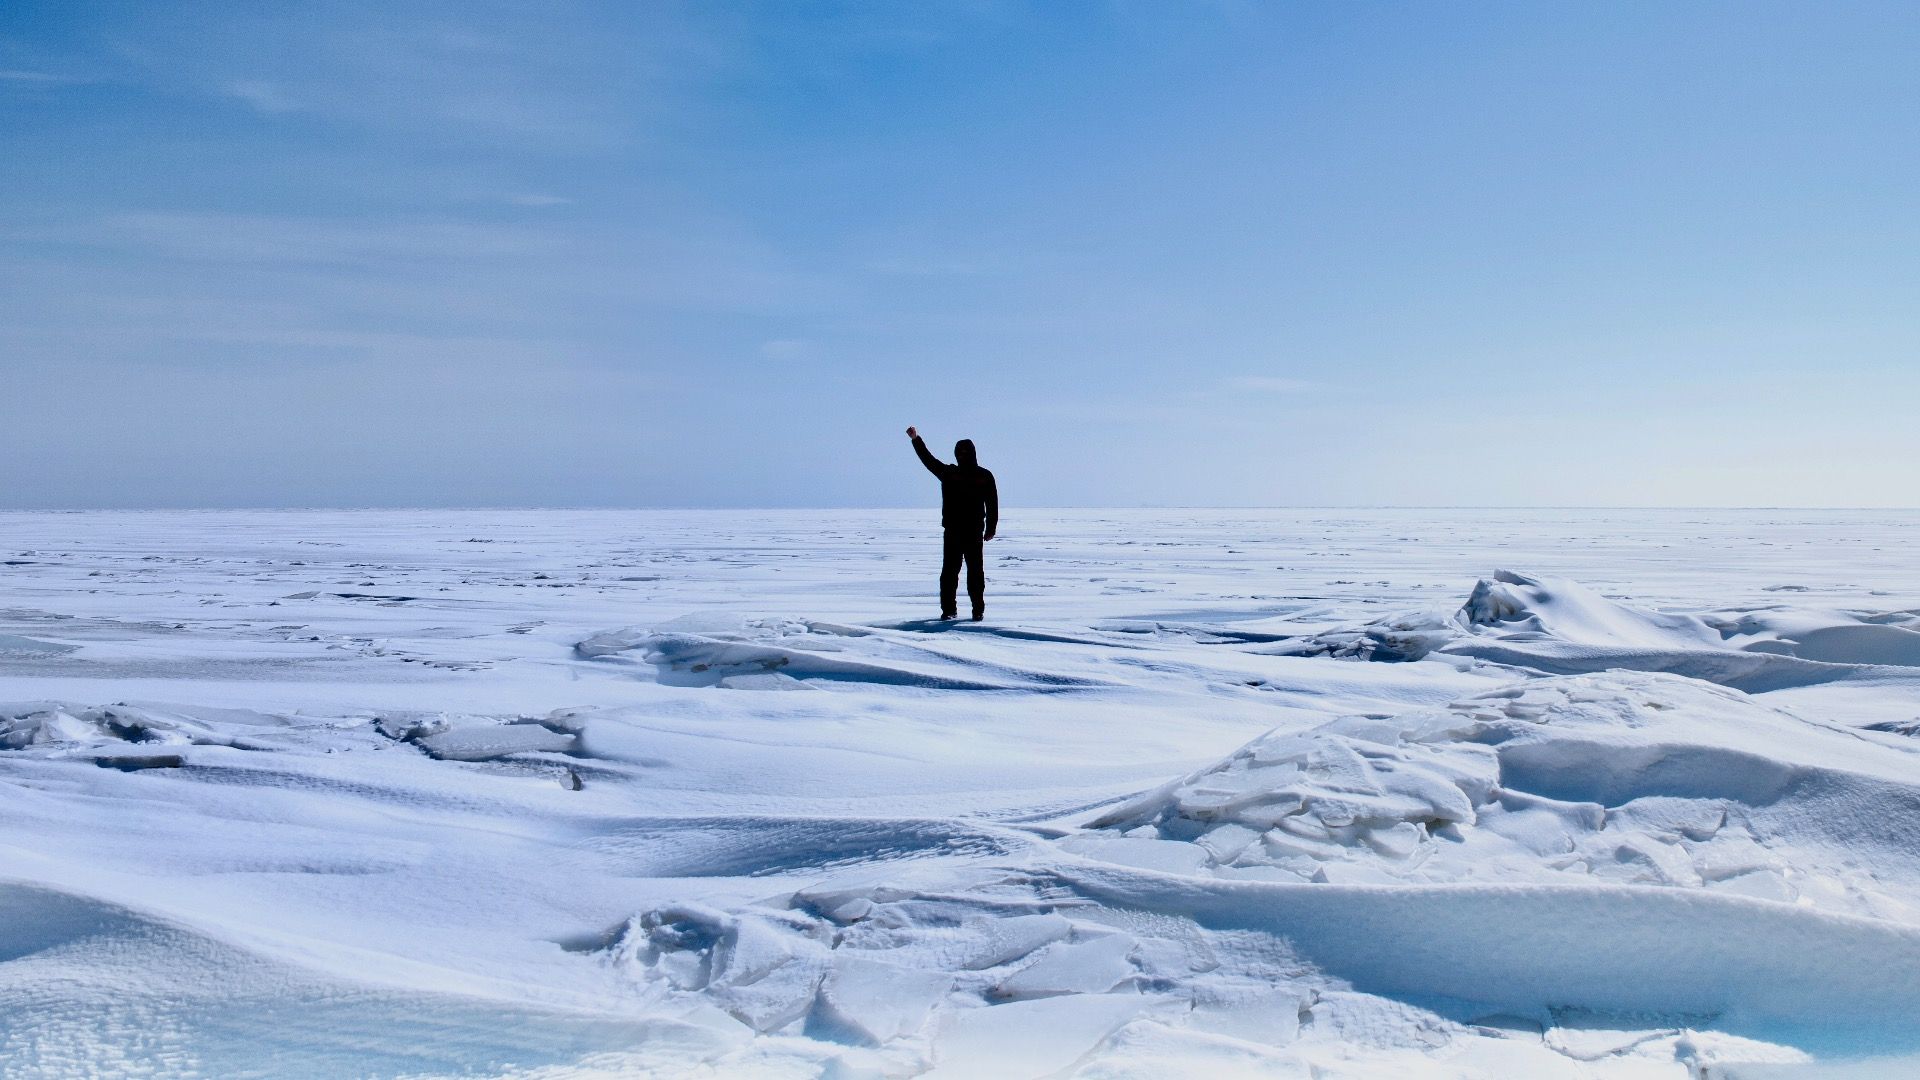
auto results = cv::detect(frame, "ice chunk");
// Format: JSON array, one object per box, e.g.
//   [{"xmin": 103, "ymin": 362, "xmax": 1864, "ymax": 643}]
[
  {"xmin": 994, "ymin": 933, "xmax": 1137, "ymax": 999},
  {"xmin": 414, "ymin": 722, "xmax": 576, "ymax": 761},
  {"xmin": 1709, "ymin": 870, "xmax": 1798, "ymax": 904},
  {"xmin": 817, "ymin": 955, "xmax": 951, "ymax": 1043},
  {"xmin": 716, "ymin": 672, "xmax": 815, "ymax": 691},
  {"xmin": 1059, "ymin": 836, "xmax": 1215, "ymax": 876},
  {"xmin": 925, "ymin": 995, "xmax": 1159, "ymax": 1079},
  {"xmin": 957, "ymin": 913, "xmax": 1074, "ymax": 970},
  {"xmin": 0, "ymin": 635, "xmax": 78, "ymax": 656}
]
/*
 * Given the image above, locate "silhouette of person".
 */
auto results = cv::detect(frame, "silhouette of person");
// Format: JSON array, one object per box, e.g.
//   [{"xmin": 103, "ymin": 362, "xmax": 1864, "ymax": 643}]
[{"xmin": 906, "ymin": 426, "xmax": 997, "ymax": 620}]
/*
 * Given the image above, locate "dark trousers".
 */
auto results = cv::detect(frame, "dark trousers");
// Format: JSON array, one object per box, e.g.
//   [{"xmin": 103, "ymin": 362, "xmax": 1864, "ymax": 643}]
[{"xmin": 940, "ymin": 529, "xmax": 985, "ymax": 617}]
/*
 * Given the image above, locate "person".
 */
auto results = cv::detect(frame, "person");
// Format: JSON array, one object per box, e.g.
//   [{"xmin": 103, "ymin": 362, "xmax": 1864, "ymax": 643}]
[{"xmin": 906, "ymin": 426, "xmax": 997, "ymax": 621}]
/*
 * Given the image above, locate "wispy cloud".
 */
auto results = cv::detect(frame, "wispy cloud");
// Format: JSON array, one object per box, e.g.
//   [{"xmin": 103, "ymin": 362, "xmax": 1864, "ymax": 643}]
[
  {"xmin": 224, "ymin": 80, "xmax": 299, "ymax": 113},
  {"xmin": 0, "ymin": 68, "xmax": 85, "ymax": 83},
  {"xmin": 92, "ymin": 211, "xmax": 561, "ymax": 265},
  {"xmin": 86, "ymin": 3, "xmax": 732, "ymax": 153},
  {"xmin": 1224, "ymin": 375, "xmax": 1317, "ymax": 393},
  {"xmin": 867, "ymin": 256, "xmax": 988, "ymax": 277},
  {"xmin": 760, "ymin": 339, "xmax": 815, "ymax": 362}
]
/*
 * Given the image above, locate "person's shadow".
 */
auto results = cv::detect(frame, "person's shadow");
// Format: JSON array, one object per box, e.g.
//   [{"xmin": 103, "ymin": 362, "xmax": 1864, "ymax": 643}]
[{"xmin": 879, "ymin": 618, "xmax": 971, "ymax": 634}]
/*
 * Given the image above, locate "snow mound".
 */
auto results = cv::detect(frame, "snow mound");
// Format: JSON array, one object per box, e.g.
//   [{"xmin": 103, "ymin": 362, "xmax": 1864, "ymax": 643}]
[
  {"xmin": 0, "ymin": 881, "xmax": 677, "ymax": 1077},
  {"xmin": 603, "ymin": 859, "xmax": 1888, "ymax": 1076},
  {"xmin": 1718, "ymin": 608, "xmax": 1920, "ymax": 667},
  {"xmin": 1286, "ymin": 571, "xmax": 1920, "ymax": 691},
  {"xmin": 373, "ymin": 709, "xmax": 582, "ymax": 761},
  {"xmin": 1081, "ymin": 671, "xmax": 1920, "ymax": 922},
  {"xmin": 600, "ymin": 865, "xmax": 1512, "ymax": 1077},
  {"xmin": 1458, "ymin": 570, "xmax": 1723, "ymax": 649},
  {"xmin": 0, "ymin": 634, "xmax": 78, "ymax": 657},
  {"xmin": 0, "ymin": 701, "xmax": 288, "ymax": 754},
  {"xmin": 576, "ymin": 618, "xmax": 1106, "ymax": 691},
  {"xmin": 604, "ymin": 869, "xmax": 1181, "ymax": 1070}
]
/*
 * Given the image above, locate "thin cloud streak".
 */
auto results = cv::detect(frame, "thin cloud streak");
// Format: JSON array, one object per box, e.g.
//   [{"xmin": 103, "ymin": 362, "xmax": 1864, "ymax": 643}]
[{"xmin": 1224, "ymin": 376, "xmax": 1318, "ymax": 394}]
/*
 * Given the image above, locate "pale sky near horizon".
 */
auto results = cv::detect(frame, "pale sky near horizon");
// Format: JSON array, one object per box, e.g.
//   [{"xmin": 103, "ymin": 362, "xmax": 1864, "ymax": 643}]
[{"xmin": 5, "ymin": 1, "xmax": 1918, "ymax": 509}]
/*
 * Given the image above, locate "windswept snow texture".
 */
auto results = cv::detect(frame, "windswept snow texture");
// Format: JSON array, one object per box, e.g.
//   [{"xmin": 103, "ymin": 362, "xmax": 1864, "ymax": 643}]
[{"xmin": 4, "ymin": 508, "xmax": 1920, "ymax": 1078}]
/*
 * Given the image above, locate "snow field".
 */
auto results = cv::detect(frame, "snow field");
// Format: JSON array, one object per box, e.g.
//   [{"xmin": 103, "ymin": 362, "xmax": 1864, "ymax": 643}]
[{"xmin": 3, "ymin": 509, "xmax": 1920, "ymax": 1077}]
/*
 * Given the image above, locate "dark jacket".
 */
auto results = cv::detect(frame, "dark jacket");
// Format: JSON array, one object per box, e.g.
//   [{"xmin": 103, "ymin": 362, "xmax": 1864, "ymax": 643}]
[{"xmin": 913, "ymin": 437, "xmax": 998, "ymax": 537}]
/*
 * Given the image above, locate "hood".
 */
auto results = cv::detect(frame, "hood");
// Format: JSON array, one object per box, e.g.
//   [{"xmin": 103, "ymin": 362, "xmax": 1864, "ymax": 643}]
[{"xmin": 954, "ymin": 439, "xmax": 977, "ymax": 467}]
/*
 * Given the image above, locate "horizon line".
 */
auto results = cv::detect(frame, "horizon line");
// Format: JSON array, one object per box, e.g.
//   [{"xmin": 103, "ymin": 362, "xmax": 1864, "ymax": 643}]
[{"xmin": 3, "ymin": 504, "xmax": 1918, "ymax": 514}]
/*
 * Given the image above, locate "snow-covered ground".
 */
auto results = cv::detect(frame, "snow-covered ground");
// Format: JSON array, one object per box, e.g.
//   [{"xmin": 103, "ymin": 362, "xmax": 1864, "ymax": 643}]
[{"xmin": 4, "ymin": 508, "xmax": 1920, "ymax": 1079}]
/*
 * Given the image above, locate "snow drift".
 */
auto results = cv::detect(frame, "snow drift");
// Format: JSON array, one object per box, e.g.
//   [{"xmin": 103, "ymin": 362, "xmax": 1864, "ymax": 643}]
[
  {"xmin": 1079, "ymin": 670, "xmax": 1920, "ymax": 921},
  {"xmin": 1284, "ymin": 569, "xmax": 1920, "ymax": 692},
  {"xmin": 614, "ymin": 671, "xmax": 1920, "ymax": 1071}
]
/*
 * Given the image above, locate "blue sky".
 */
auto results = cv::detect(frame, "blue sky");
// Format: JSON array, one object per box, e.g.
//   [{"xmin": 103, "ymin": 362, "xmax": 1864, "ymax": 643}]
[{"xmin": 4, "ymin": 1, "xmax": 1917, "ymax": 508}]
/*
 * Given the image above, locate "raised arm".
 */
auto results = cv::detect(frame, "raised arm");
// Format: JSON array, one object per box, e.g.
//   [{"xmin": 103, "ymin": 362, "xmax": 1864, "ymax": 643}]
[
  {"xmin": 983, "ymin": 470, "xmax": 999, "ymax": 540},
  {"xmin": 907, "ymin": 426, "xmax": 947, "ymax": 478}
]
